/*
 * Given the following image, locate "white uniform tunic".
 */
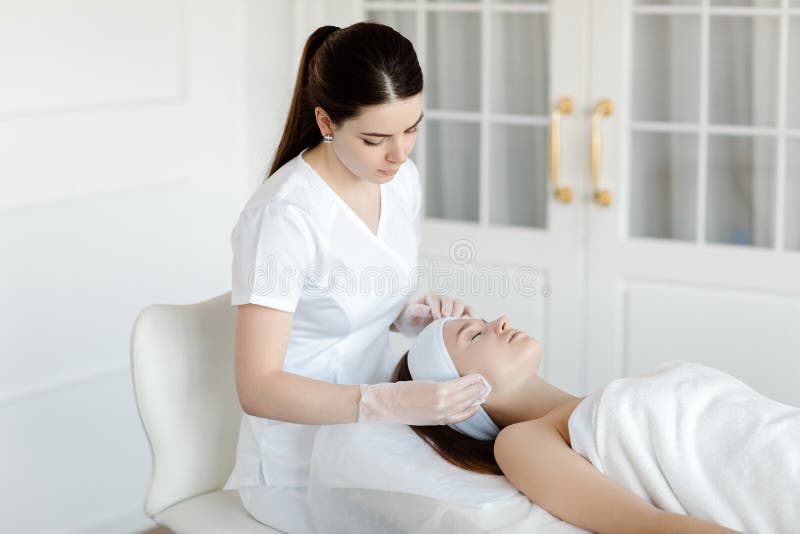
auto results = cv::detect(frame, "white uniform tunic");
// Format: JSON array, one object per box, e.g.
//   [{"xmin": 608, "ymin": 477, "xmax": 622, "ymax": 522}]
[{"xmin": 224, "ymin": 146, "xmax": 421, "ymax": 490}]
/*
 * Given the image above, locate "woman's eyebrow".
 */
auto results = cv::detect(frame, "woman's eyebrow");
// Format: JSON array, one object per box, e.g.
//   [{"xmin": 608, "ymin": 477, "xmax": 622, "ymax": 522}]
[
  {"xmin": 457, "ymin": 318, "xmax": 488, "ymax": 342},
  {"xmin": 360, "ymin": 111, "xmax": 424, "ymax": 137}
]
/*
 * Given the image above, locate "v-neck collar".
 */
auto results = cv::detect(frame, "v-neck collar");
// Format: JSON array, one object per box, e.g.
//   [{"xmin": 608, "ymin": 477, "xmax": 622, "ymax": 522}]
[{"xmin": 299, "ymin": 147, "xmax": 385, "ymax": 240}]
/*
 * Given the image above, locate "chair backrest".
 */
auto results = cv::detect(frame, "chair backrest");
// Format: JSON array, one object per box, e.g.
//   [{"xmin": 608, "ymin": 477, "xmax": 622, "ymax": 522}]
[{"xmin": 130, "ymin": 291, "xmax": 241, "ymax": 517}]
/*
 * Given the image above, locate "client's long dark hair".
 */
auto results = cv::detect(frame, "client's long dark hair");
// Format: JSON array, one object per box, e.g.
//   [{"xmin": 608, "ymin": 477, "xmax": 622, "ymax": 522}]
[{"xmin": 392, "ymin": 352, "xmax": 502, "ymax": 475}]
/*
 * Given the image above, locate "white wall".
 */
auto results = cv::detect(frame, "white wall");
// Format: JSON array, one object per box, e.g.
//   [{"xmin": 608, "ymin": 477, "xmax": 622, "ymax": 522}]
[{"xmin": 0, "ymin": 1, "xmax": 314, "ymax": 532}]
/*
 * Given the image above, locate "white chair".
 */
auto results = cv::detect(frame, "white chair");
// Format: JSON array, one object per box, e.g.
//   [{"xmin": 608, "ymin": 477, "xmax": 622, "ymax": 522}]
[{"xmin": 130, "ymin": 291, "xmax": 280, "ymax": 533}]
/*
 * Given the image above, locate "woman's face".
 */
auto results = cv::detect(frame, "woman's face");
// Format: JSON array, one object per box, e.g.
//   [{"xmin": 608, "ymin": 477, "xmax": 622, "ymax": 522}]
[
  {"xmin": 317, "ymin": 93, "xmax": 423, "ymax": 184},
  {"xmin": 441, "ymin": 315, "xmax": 542, "ymax": 389}
]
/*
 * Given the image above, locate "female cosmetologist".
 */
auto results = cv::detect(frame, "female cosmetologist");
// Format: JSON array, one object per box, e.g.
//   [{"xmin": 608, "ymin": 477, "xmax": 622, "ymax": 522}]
[{"xmin": 223, "ymin": 22, "xmax": 491, "ymax": 532}]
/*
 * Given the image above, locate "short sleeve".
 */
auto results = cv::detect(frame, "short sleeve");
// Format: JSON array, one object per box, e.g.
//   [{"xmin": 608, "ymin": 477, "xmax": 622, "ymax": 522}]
[{"xmin": 230, "ymin": 203, "xmax": 316, "ymax": 311}]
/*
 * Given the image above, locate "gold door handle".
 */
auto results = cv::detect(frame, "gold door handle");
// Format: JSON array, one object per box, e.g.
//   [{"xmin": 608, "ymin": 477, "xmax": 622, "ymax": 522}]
[
  {"xmin": 549, "ymin": 97, "xmax": 574, "ymax": 203},
  {"xmin": 590, "ymin": 98, "xmax": 614, "ymax": 206}
]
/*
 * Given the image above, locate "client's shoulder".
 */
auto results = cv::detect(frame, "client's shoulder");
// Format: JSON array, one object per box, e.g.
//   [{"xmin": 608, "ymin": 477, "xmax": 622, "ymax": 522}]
[
  {"xmin": 493, "ymin": 418, "xmax": 569, "ymax": 493},
  {"xmin": 494, "ymin": 418, "xmax": 560, "ymax": 463},
  {"xmin": 495, "ymin": 397, "xmax": 585, "ymax": 460}
]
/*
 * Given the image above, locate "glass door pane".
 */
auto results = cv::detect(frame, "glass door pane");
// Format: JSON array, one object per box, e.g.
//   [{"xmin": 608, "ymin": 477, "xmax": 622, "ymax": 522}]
[
  {"xmin": 789, "ymin": 16, "xmax": 800, "ymax": 129},
  {"xmin": 706, "ymin": 135, "xmax": 775, "ymax": 247},
  {"xmin": 490, "ymin": 12, "xmax": 548, "ymax": 116},
  {"xmin": 786, "ymin": 139, "xmax": 800, "ymax": 251},
  {"xmin": 711, "ymin": 0, "xmax": 780, "ymax": 6},
  {"xmin": 489, "ymin": 124, "xmax": 548, "ymax": 227},
  {"xmin": 709, "ymin": 16, "xmax": 779, "ymax": 128},
  {"xmin": 365, "ymin": 10, "xmax": 416, "ymax": 36},
  {"xmin": 425, "ymin": 120, "xmax": 481, "ymax": 221},
  {"xmin": 632, "ymin": 14, "xmax": 700, "ymax": 123},
  {"xmin": 636, "ymin": 0, "xmax": 699, "ymax": 4},
  {"xmin": 630, "ymin": 131, "xmax": 698, "ymax": 241},
  {"xmin": 425, "ymin": 12, "xmax": 482, "ymax": 112},
  {"xmin": 628, "ymin": 4, "xmax": 792, "ymax": 250}
]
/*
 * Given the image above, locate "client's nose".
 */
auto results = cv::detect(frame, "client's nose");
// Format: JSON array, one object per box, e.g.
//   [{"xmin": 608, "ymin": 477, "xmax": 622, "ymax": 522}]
[{"xmin": 491, "ymin": 315, "xmax": 509, "ymax": 334}]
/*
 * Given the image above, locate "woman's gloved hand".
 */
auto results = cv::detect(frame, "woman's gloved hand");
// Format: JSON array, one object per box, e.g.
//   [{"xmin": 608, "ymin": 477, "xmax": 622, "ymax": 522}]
[
  {"xmin": 391, "ymin": 292, "xmax": 476, "ymax": 338},
  {"xmin": 357, "ymin": 375, "xmax": 491, "ymax": 426}
]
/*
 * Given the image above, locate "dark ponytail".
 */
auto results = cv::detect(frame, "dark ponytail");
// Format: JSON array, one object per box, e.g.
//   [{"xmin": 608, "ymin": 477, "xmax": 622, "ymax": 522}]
[{"xmin": 267, "ymin": 21, "xmax": 423, "ymax": 182}]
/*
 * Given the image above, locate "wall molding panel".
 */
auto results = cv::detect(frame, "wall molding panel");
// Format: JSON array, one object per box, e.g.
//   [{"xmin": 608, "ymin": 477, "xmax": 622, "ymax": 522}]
[
  {"xmin": 619, "ymin": 278, "xmax": 800, "ymax": 406},
  {"xmin": 0, "ymin": 0, "xmax": 186, "ymax": 116}
]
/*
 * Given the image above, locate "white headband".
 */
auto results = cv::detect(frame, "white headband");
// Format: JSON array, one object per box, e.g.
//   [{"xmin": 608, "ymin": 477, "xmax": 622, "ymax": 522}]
[{"xmin": 407, "ymin": 317, "xmax": 500, "ymax": 441}]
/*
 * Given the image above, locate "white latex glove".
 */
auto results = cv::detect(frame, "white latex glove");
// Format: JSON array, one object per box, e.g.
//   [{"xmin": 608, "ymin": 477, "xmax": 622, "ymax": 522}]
[
  {"xmin": 357, "ymin": 375, "xmax": 491, "ymax": 426},
  {"xmin": 391, "ymin": 292, "xmax": 476, "ymax": 338}
]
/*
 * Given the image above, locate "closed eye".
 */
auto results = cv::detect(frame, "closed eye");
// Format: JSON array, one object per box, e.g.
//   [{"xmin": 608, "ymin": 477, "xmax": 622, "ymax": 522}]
[
  {"xmin": 362, "ymin": 126, "xmax": 420, "ymax": 147},
  {"xmin": 470, "ymin": 331, "xmax": 481, "ymax": 342}
]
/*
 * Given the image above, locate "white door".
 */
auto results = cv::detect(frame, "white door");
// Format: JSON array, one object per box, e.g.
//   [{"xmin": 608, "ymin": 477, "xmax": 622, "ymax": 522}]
[
  {"xmin": 586, "ymin": 0, "xmax": 800, "ymax": 405},
  {"xmin": 365, "ymin": 0, "xmax": 591, "ymax": 393}
]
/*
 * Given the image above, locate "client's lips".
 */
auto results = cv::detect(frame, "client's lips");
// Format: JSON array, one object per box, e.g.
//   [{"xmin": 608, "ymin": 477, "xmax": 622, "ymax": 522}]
[{"xmin": 508, "ymin": 330, "xmax": 528, "ymax": 342}]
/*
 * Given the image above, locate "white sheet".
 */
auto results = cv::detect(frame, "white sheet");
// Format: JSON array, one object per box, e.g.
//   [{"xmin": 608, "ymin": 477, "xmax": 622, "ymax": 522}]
[
  {"xmin": 307, "ymin": 422, "xmax": 590, "ymax": 533},
  {"xmin": 569, "ymin": 359, "xmax": 800, "ymax": 534}
]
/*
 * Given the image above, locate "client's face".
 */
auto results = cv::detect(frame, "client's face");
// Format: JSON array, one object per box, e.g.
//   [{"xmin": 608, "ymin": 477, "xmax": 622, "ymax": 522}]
[{"xmin": 442, "ymin": 315, "xmax": 541, "ymax": 389}]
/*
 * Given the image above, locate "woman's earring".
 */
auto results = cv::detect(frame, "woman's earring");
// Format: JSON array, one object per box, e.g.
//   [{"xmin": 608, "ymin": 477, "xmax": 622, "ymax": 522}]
[{"xmin": 323, "ymin": 134, "xmax": 333, "ymax": 144}]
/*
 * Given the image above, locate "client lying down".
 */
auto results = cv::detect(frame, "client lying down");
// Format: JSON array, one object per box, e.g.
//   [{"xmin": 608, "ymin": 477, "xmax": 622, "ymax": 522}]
[{"xmin": 393, "ymin": 315, "xmax": 800, "ymax": 534}]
